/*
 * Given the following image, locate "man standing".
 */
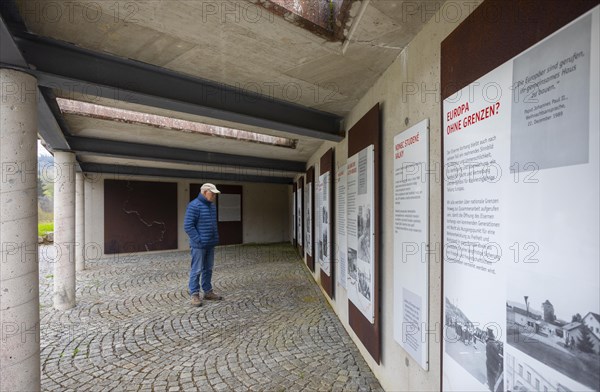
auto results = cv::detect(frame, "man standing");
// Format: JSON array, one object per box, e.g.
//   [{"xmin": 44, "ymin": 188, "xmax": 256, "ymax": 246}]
[
  {"xmin": 485, "ymin": 329, "xmax": 503, "ymax": 392},
  {"xmin": 184, "ymin": 183, "xmax": 223, "ymax": 307}
]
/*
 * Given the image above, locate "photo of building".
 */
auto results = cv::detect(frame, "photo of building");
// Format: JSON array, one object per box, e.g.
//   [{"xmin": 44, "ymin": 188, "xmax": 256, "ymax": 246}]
[{"xmin": 507, "ymin": 300, "xmax": 600, "ymax": 391}]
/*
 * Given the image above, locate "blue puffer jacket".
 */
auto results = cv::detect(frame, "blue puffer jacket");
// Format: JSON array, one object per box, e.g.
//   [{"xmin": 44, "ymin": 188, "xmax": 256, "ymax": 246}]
[{"xmin": 184, "ymin": 193, "xmax": 219, "ymax": 248}]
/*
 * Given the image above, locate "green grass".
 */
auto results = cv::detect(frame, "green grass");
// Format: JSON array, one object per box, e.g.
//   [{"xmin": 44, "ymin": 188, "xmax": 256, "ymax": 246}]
[
  {"xmin": 38, "ymin": 221, "xmax": 53, "ymax": 237},
  {"xmin": 38, "ymin": 207, "xmax": 53, "ymax": 222}
]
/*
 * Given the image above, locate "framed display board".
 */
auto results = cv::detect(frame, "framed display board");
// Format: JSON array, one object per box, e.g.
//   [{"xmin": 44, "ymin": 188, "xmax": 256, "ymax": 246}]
[
  {"xmin": 441, "ymin": 2, "xmax": 599, "ymax": 391},
  {"xmin": 218, "ymin": 194, "xmax": 241, "ymax": 222},
  {"xmin": 393, "ymin": 119, "xmax": 430, "ymax": 370},
  {"xmin": 347, "ymin": 103, "xmax": 381, "ymax": 364},
  {"xmin": 305, "ymin": 167, "xmax": 315, "ymax": 271},
  {"xmin": 347, "ymin": 145, "xmax": 375, "ymax": 322},
  {"xmin": 293, "ymin": 182, "xmax": 297, "ymax": 245},
  {"xmin": 319, "ymin": 148, "xmax": 335, "ymax": 299},
  {"xmin": 297, "ymin": 176, "xmax": 304, "ymax": 255},
  {"xmin": 335, "ymin": 162, "xmax": 347, "ymax": 290}
]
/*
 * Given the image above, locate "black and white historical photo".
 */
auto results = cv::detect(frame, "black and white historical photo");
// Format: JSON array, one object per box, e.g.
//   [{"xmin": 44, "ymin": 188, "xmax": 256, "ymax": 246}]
[
  {"xmin": 505, "ymin": 292, "xmax": 600, "ymax": 391},
  {"xmin": 357, "ymin": 205, "xmax": 371, "ymax": 263},
  {"xmin": 445, "ymin": 298, "xmax": 504, "ymax": 392},
  {"xmin": 348, "ymin": 248, "xmax": 358, "ymax": 280},
  {"xmin": 321, "ymin": 231, "xmax": 328, "ymax": 261},
  {"xmin": 358, "ymin": 269, "xmax": 371, "ymax": 301}
]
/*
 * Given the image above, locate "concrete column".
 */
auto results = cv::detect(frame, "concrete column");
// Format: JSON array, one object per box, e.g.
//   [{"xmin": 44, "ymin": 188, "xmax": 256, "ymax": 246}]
[
  {"xmin": 83, "ymin": 177, "xmax": 99, "ymax": 261},
  {"xmin": 53, "ymin": 151, "xmax": 76, "ymax": 310},
  {"xmin": 75, "ymin": 172, "xmax": 85, "ymax": 271},
  {"xmin": 0, "ymin": 69, "xmax": 41, "ymax": 391}
]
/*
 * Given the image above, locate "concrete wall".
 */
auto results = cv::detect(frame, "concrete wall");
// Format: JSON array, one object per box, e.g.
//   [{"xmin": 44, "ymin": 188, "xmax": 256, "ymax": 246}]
[
  {"xmin": 295, "ymin": 3, "xmax": 482, "ymax": 391},
  {"xmin": 242, "ymin": 183, "xmax": 290, "ymax": 244},
  {"xmin": 83, "ymin": 173, "xmax": 290, "ymax": 257}
]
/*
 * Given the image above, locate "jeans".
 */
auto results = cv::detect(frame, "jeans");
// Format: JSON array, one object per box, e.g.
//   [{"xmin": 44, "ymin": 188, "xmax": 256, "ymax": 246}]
[{"xmin": 188, "ymin": 247, "xmax": 215, "ymax": 295}]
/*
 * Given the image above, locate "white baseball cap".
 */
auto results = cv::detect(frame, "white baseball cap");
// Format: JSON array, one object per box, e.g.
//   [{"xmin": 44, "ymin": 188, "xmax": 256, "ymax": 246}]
[{"xmin": 201, "ymin": 183, "xmax": 221, "ymax": 194}]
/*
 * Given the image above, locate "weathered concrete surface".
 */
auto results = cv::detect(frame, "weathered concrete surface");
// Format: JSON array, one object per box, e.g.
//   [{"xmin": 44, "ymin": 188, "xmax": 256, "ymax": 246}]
[
  {"xmin": 0, "ymin": 69, "xmax": 41, "ymax": 392},
  {"xmin": 13, "ymin": 0, "xmax": 448, "ymax": 192},
  {"xmin": 76, "ymin": 172, "xmax": 85, "ymax": 272},
  {"xmin": 16, "ymin": 0, "xmax": 442, "ymax": 115},
  {"xmin": 53, "ymin": 151, "xmax": 77, "ymax": 310},
  {"xmin": 38, "ymin": 244, "xmax": 382, "ymax": 391}
]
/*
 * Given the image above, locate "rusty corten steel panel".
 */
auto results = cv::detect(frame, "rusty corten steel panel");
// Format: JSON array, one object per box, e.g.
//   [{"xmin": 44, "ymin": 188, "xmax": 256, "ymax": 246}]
[
  {"xmin": 320, "ymin": 148, "xmax": 335, "ymax": 300},
  {"xmin": 347, "ymin": 103, "xmax": 381, "ymax": 364},
  {"xmin": 189, "ymin": 184, "xmax": 243, "ymax": 246},
  {"xmin": 104, "ymin": 179, "xmax": 178, "ymax": 254}
]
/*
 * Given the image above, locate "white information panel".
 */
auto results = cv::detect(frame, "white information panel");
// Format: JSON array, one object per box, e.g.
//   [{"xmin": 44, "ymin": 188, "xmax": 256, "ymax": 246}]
[
  {"xmin": 305, "ymin": 183, "xmax": 312, "ymax": 257},
  {"xmin": 336, "ymin": 164, "xmax": 347, "ymax": 289},
  {"xmin": 297, "ymin": 187, "xmax": 302, "ymax": 247},
  {"xmin": 318, "ymin": 171, "xmax": 331, "ymax": 276},
  {"xmin": 218, "ymin": 194, "xmax": 241, "ymax": 222},
  {"xmin": 347, "ymin": 145, "xmax": 375, "ymax": 323},
  {"xmin": 443, "ymin": 9, "xmax": 599, "ymax": 392},
  {"xmin": 393, "ymin": 119, "xmax": 429, "ymax": 370},
  {"xmin": 292, "ymin": 190, "xmax": 296, "ymax": 240},
  {"xmin": 316, "ymin": 176, "xmax": 322, "ymax": 267}
]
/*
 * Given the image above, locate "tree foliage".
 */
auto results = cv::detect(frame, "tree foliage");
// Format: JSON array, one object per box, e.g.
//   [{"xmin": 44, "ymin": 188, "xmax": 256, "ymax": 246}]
[
  {"xmin": 577, "ymin": 324, "xmax": 596, "ymax": 353},
  {"xmin": 38, "ymin": 152, "xmax": 54, "ymax": 213},
  {"xmin": 542, "ymin": 300, "xmax": 556, "ymax": 322}
]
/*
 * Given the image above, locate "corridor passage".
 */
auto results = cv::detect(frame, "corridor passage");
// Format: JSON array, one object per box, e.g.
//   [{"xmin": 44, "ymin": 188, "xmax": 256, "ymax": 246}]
[{"xmin": 38, "ymin": 244, "xmax": 382, "ymax": 391}]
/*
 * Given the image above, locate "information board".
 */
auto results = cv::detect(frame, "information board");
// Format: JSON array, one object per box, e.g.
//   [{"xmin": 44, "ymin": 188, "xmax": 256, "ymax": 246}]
[
  {"xmin": 306, "ymin": 182, "xmax": 312, "ymax": 257},
  {"xmin": 443, "ymin": 9, "xmax": 599, "ymax": 392},
  {"xmin": 393, "ymin": 119, "xmax": 430, "ymax": 370},
  {"xmin": 297, "ymin": 183, "xmax": 302, "ymax": 248},
  {"xmin": 218, "ymin": 194, "xmax": 241, "ymax": 222},
  {"xmin": 318, "ymin": 171, "xmax": 331, "ymax": 276},
  {"xmin": 292, "ymin": 188, "xmax": 296, "ymax": 240},
  {"xmin": 336, "ymin": 164, "xmax": 347, "ymax": 289},
  {"xmin": 347, "ymin": 145, "xmax": 375, "ymax": 323}
]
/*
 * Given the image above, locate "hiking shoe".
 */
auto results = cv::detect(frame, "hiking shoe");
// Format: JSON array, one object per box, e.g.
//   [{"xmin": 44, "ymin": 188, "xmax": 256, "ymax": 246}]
[
  {"xmin": 190, "ymin": 293, "xmax": 202, "ymax": 307},
  {"xmin": 204, "ymin": 290, "xmax": 223, "ymax": 300}
]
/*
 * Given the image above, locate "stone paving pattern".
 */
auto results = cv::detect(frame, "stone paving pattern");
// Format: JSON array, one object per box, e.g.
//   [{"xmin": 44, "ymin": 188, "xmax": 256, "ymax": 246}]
[{"xmin": 39, "ymin": 243, "xmax": 383, "ymax": 391}]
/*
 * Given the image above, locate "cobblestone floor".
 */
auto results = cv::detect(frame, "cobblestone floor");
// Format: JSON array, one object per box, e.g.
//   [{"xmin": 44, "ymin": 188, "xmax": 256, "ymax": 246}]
[{"xmin": 39, "ymin": 243, "xmax": 383, "ymax": 391}]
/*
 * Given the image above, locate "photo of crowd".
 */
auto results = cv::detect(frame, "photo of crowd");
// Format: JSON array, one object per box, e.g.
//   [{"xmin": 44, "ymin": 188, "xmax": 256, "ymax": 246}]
[{"xmin": 445, "ymin": 298, "xmax": 504, "ymax": 392}]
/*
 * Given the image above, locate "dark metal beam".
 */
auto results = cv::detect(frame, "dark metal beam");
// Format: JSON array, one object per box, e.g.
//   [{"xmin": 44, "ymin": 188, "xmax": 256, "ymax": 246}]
[
  {"xmin": 37, "ymin": 88, "xmax": 70, "ymax": 150},
  {"xmin": 1, "ymin": 14, "xmax": 71, "ymax": 151},
  {"xmin": 68, "ymin": 136, "xmax": 305, "ymax": 172},
  {"xmin": 12, "ymin": 31, "xmax": 345, "ymax": 142},
  {"xmin": 80, "ymin": 163, "xmax": 293, "ymax": 185},
  {"xmin": 0, "ymin": 14, "xmax": 25, "ymax": 66}
]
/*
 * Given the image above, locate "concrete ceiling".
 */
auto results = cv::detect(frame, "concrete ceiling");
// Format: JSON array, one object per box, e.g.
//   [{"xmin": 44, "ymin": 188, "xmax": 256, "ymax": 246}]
[
  {"xmin": 10, "ymin": 0, "xmax": 445, "ymax": 182},
  {"xmin": 17, "ymin": 0, "xmax": 443, "ymax": 115}
]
